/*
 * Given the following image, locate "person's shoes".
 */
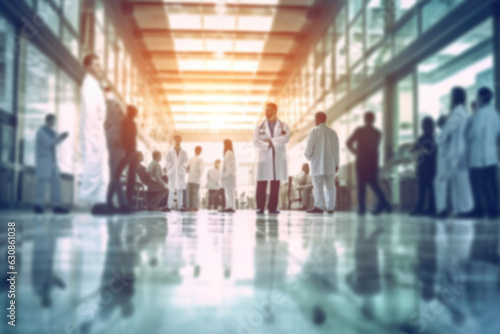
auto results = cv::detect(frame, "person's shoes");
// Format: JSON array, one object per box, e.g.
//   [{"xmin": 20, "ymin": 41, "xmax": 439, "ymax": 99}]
[
  {"xmin": 117, "ymin": 205, "xmax": 135, "ymax": 214},
  {"xmin": 372, "ymin": 203, "xmax": 392, "ymax": 215},
  {"xmin": 327, "ymin": 210, "xmax": 335, "ymax": 214},
  {"xmin": 307, "ymin": 207, "xmax": 324, "ymax": 214},
  {"xmin": 222, "ymin": 208, "xmax": 235, "ymax": 213},
  {"xmin": 53, "ymin": 207, "xmax": 70, "ymax": 214},
  {"xmin": 34, "ymin": 206, "xmax": 44, "ymax": 214},
  {"xmin": 161, "ymin": 207, "xmax": 171, "ymax": 212},
  {"xmin": 300, "ymin": 206, "xmax": 308, "ymax": 211},
  {"xmin": 179, "ymin": 207, "xmax": 188, "ymax": 212},
  {"xmin": 256, "ymin": 209, "xmax": 265, "ymax": 215},
  {"xmin": 188, "ymin": 208, "xmax": 199, "ymax": 212},
  {"xmin": 268, "ymin": 210, "xmax": 280, "ymax": 215}
]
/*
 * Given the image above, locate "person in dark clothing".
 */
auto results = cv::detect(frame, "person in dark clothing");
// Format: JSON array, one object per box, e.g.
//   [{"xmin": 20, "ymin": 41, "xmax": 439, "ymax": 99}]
[
  {"xmin": 410, "ymin": 117, "xmax": 437, "ymax": 216},
  {"xmin": 347, "ymin": 111, "xmax": 392, "ymax": 216},
  {"xmin": 118, "ymin": 105, "xmax": 138, "ymax": 204}
]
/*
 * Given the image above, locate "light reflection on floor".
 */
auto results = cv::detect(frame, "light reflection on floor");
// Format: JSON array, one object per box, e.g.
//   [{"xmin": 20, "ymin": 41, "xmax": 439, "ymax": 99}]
[{"xmin": 1, "ymin": 210, "xmax": 499, "ymax": 334}]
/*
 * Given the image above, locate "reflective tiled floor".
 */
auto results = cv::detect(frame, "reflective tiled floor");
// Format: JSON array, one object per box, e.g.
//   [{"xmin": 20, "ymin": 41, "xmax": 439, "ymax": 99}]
[{"xmin": 1, "ymin": 210, "xmax": 500, "ymax": 334}]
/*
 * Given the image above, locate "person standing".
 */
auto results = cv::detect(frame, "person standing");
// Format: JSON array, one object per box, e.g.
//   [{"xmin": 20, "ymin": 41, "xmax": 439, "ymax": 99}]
[
  {"xmin": 441, "ymin": 87, "xmax": 474, "ymax": 217},
  {"xmin": 147, "ymin": 151, "xmax": 169, "ymax": 211},
  {"xmin": 434, "ymin": 115, "xmax": 450, "ymax": 217},
  {"xmin": 79, "ymin": 54, "xmax": 108, "ymax": 207},
  {"xmin": 221, "ymin": 140, "xmax": 237, "ymax": 213},
  {"xmin": 187, "ymin": 146, "xmax": 204, "ymax": 211},
  {"xmin": 253, "ymin": 103, "xmax": 290, "ymax": 214},
  {"xmin": 346, "ymin": 111, "xmax": 392, "ymax": 216},
  {"xmin": 304, "ymin": 112, "xmax": 340, "ymax": 214},
  {"xmin": 467, "ymin": 87, "xmax": 500, "ymax": 218},
  {"xmin": 33, "ymin": 114, "xmax": 70, "ymax": 214},
  {"xmin": 166, "ymin": 135, "xmax": 189, "ymax": 211},
  {"xmin": 207, "ymin": 160, "xmax": 222, "ymax": 210},
  {"xmin": 410, "ymin": 117, "xmax": 437, "ymax": 216},
  {"xmin": 120, "ymin": 105, "xmax": 139, "ymax": 204},
  {"xmin": 136, "ymin": 152, "xmax": 168, "ymax": 211}
]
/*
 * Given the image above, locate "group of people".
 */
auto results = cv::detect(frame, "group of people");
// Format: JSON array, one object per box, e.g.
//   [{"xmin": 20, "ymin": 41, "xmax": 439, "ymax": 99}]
[
  {"xmin": 412, "ymin": 86, "xmax": 500, "ymax": 219},
  {"xmin": 32, "ymin": 52, "xmax": 499, "ymax": 218}
]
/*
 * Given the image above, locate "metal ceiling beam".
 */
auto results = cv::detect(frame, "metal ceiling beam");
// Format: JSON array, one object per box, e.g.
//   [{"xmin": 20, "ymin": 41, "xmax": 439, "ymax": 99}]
[
  {"xmin": 128, "ymin": 1, "xmax": 311, "ymax": 11},
  {"xmin": 148, "ymin": 51, "xmax": 290, "ymax": 60},
  {"xmin": 138, "ymin": 28, "xmax": 301, "ymax": 39},
  {"xmin": 160, "ymin": 89, "xmax": 277, "ymax": 94}
]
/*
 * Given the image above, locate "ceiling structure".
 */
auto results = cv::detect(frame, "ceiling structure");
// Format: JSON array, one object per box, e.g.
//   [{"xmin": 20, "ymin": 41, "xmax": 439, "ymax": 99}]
[{"xmin": 128, "ymin": 0, "xmax": 336, "ymax": 141}]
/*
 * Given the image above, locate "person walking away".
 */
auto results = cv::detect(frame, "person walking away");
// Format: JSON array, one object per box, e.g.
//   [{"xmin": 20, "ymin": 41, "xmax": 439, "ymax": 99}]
[
  {"xmin": 304, "ymin": 112, "xmax": 340, "ymax": 214},
  {"xmin": 253, "ymin": 103, "xmax": 290, "ymax": 214},
  {"xmin": 207, "ymin": 160, "xmax": 222, "ymax": 210},
  {"xmin": 166, "ymin": 135, "xmax": 189, "ymax": 211},
  {"xmin": 346, "ymin": 111, "xmax": 392, "ymax": 216},
  {"xmin": 34, "ymin": 114, "xmax": 70, "ymax": 214},
  {"xmin": 187, "ymin": 146, "xmax": 204, "ymax": 211},
  {"xmin": 221, "ymin": 140, "xmax": 237, "ymax": 213}
]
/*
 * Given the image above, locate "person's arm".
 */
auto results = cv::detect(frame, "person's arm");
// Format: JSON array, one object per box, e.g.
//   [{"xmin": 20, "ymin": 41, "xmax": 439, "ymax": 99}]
[
  {"xmin": 333, "ymin": 131, "xmax": 340, "ymax": 173},
  {"xmin": 271, "ymin": 123, "xmax": 290, "ymax": 148},
  {"xmin": 304, "ymin": 130, "xmax": 316, "ymax": 161},
  {"xmin": 253, "ymin": 124, "xmax": 270, "ymax": 150},
  {"xmin": 346, "ymin": 128, "xmax": 358, "ymax": 156}
]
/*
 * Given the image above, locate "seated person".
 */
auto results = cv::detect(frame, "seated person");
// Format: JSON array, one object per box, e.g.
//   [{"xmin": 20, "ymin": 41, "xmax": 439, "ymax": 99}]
[
  {"xmin": 134, "ymin": 151, "xmax": 169, "ymax": 211},
  {"xmin": 294, "ymin": 163, "xmax": 313, "ymax": 210}
]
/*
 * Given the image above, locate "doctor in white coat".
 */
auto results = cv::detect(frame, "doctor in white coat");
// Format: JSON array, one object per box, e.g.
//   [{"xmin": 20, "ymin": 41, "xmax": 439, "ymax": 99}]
[
  {"xmin": 221, "ymin": 139, "xmax": 237, "ymax": 213},
  {"xmin": 434, "ymin": 115, "xmax": 450, "ymax": 217},
  {"xmin": 304, "ymin": 112, "xmax": 340, "ymax": 214},
  {"xmin": 440, "ymin": 87, "xmax": 474, "ymax": 216},
  {"xmin": 253, "ymin": 102, "xmax": 290, "ymax": 214},
  {"xmin": 79, "ymin": 54, "xmax": 109, "ymax": 206},
  {"xmin": 166, "ymin": 135, "xmax": 189, "ymax": 211}
]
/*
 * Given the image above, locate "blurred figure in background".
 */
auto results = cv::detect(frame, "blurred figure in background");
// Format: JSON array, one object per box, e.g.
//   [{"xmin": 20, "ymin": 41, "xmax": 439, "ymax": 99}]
[
  {"xmin": 34, "ymin": 114, "xmax": 69, "ymax": 214},
  {"xmin": 410, "ymin": 117, "xmax": 437, "ymax": 216},
  {"xmin": 187, "ymin": 146, "xmax": 204, "ymax": 211},
  {"xmin": 305, "ymin": 112, "xmax": 340, "ymax": 214},
  {"xmin": 221, "ymin": 139, "xmax": 237, "ymax": 213},
  {"xmin": 206, "ymin": 160, "xmax": 221, "ymax": 210},
  {"xmin": 136, "ymin": 152, "xmax": 168, "ymax": 211},
  {"xmin": 434, "ymin": 115, "xmax": 450, "ymax": 218},
  {"xmin": 294, "ymin": 163, "xmax": 313, "ymax": 210},
  {"xmin": 166, "ymin": 135, "xmax": 189, "ymax": 211},
  {"xmin": 467, "ymin": 87, "xmax": 500, "ymax": 218},
  {"xmin": 442, "ymin": 87, "xmax": 474, "ymax": 217},
  {"xmin": 79, "ymin": 54, "xmax": 108, "ymax": 208},
  {"xmin": 347, "ymin": 111, "xmax": 391, "ymax": 216},
  {"xmin": 120, "ymin": 105, "xmax": 139, "ymax": 204}
]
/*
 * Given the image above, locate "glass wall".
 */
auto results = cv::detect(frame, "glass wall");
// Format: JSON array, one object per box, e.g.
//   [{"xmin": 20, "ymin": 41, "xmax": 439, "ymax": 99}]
[
  {"xmin": 394, "ymin": 73, "xmax": 415, "ymax": 153},
  {"xmin": 0, "ymin": 16, "xmax": 14, "ymax": 114}
]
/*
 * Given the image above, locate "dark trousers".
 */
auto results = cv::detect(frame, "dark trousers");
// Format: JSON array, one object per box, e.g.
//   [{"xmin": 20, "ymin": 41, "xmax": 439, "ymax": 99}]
[
  {"xmin": 414, "ymin": 175, "xmax": 436, "ymax": 214},
  {"xmin": 219, "ymin": 188, "xmax": 226, "ymax": 209},
  {"xmin": 208, "ymin": 189, "xmax": 220, "ymax": 209},
  {"xmin": 470, "ymin": 166, "xmax": 499, "ymax": 218},
  {"xmin": 356, "ymin": 164, "xmax": 388, "ymax": 214},
  {"xmin": 107, "ymin": 149, "xmax": 130, "ymax": 207},
  {"xmin": 115, "ymin": 150, "xmax": 137, "ymax": 204},
  {"xmin": 256, "ymin": 180, "xmax": 281, "ymax": 212}
]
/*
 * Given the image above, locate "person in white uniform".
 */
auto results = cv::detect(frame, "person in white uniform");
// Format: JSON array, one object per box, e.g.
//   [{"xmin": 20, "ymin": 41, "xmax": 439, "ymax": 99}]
[
  {"xmin": 166, "ymin": 135, "xmax": 189, "ymax": 211},
  {"xmin": 434, "ymin": 115, "xmax": 450, "ymax": 217},
  {"xmin": 187, "ymin": 146, "xmax": 204, "ymax": 211},
  {"xmin": 34, "ymin": 114, "xmax": 70, "ymax": 214},
  {"xmin": 466, "ymin": 87, "xmax": 500, "ymax": 218},
  {"xmin": 79, "ymin": 54, "xmax": 109, "ymax": 207},
  {"xmin": 304, "ymin": 112, "xmax": 340, "ymax": 214},
  {"xmin": 221, "ymin": 139, "xmax": 237, "ymax": 213},
  {"xmin": 440, "ymin": 87, "xmax": 474, "ymax": 217},
  {"xmin": 206, "ymin": 160, "xmax": 222, "ymax": 210},
  {"xmin": 253, "ymin": 102, "xmax": 290, "ymax": 214}
]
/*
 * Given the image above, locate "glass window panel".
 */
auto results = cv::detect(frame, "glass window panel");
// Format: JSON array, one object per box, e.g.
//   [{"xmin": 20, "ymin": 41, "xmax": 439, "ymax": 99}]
[
  {"xmin": 63, "ymin": 0, "xmax": 80, "ymax": 33},
  {"xmin": 394, "ymin": 13, "xmax": 417, "ymax": 54},
  {"xmin": 1, "ymin": 124, "xmax": 14, "ymax": 164},
  {"xmin": 336, "ymin": 7, "xmax": 346, "ymax": 40},
  {"xmin": 395, "ymin": 0, "xmax": 419, "ymax": 21},
  {"xmin": 62, "ymin": 24, "xmax": 79, "ymax": 57},
  {"xmin": 324, "ymin": 53, "xmax": 333, "ymax": 90},
  {"xmin": 366, "ymin": 0, "xmax": 385, "ymax": 50},
  {"xmin": 418, "ymin": 19, "xmax": 493, "ymax": 123},
  {"xmin": 350, "ymin": 60, "xmax": 366, "ymax": 90},
  {"xmin": 0, "ymin": 17, "xmax": 15, "ymax": 113},
  {"xmin": 349, "ymin": 14, "xmax": 364, "ymax": 66},
  {"xmin": 95, "ymin": 0, "xmax": 105, "ymax": 27},
  {"xmin": 395, "ymin": 74, "xmax": 415, "ymax": 152},
  {"xmin": 21, "ymin": 43, "xmax": 57, "ymax": 167},
  {"xmin": 38, "ymin": 0, "xmax": 60, "ymax": 37},
  {"xmin": 336, "ymin": 36, "xmax": 347, "ymax": 81},
  {"xmin": 422, "ymin": 0, "xmax": 463, "ymax": 32},
  {"xmin": 366, "ymin": 39, "xmax": 392, "ymax": 76},
  {"xmin": 335, "ymin": 79, "xmax": 348, "ymax": 101},
  {"xmin": 349, "ymin": 0, "xmax": 364, "ymax": 22}
]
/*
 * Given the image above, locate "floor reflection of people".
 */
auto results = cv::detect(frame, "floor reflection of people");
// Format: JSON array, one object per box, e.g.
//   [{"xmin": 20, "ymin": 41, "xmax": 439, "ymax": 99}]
[
  {"xmin": 416, "ymin": 222, "xmax": 437, "ymax": 302},
  {"xmin": 346, "ymin": 221, "xmax": 384, "ymax": 318},
  {"xmin": 31, "ymin": 219, "xmax": 66, "ymax": 307}
]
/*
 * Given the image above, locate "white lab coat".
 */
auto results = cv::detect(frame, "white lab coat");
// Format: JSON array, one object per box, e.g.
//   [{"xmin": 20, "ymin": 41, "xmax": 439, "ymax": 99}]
[
  {"xmin": 442, "ymin": 105, "xmax": 474, "ymax": 215},
  {"xmin": 304, "ymin": 123, "xmax": 340, "ymax": 176},
  {"xmin": 187, "ymin": 156, "xmax": 204, "ymax": 184},
  {"xmin": 166, "ymin": 148, "xmax": 189, "ymax": 190},
  {"xmin": 466, "ymin": 104, "xmax": 500, "ymax": 168},
  {"xmin": 35, "ymin": 126, "xmax": 62, "ymax": 179},
  {"xmin": 79, "ymin": 73, "xmax": 108, "ymax": 203},
  {"xmin": 221, "ymin": 150, "xmax": 237, "ymax": 189},
  {"xmin": 253, "ymin": 119, "xmax": 290, "ymax": 181},
  {"xmin": 434, "ymin": 128, "xmax": 450, "ymax": 213},
  {"xmin": 206, "ymin": 168, "xmax": 221, "ymax": 190}
]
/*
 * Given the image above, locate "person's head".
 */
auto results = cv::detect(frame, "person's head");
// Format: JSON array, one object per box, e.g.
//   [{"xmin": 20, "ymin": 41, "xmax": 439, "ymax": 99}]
[
  {"xmin": 470, "ymin": 101, "xmax": 479, "ymax": 113},
  {"xmin": 476, "ymin": 86, "xmax": 493, "ymax": 107},
  {"xmin": 437, "ymin": 115, "xmax": 447, "ymax": 129},
  {"xmin": 173, "ymin": 135, "xmax": 182, "ymax": 147},
  {"xmin": 195, "ymin": 146, "xmax": 202, "ymax": 156},
  {"xmin": 152, "ymin": 150, "xmax": 161, "ymax": 161},
  {"xmin": 214, "ymin": 159, "xmax": 221, "ymax": 169},
  {"xmin": 364, "ymin": 111, "xmax": 375, "ymax": 126},
  {"xmin": 421, "ymin": 116, "xmax": 435, "ymax": 135},
  {"xmin": 45, "ymin": 114, "xmax": 56, "ymax": 128},
  {"xmin": 127, "ymin": 105, "xmax": 138, "ymax": 118},
  {"xmin": 315, "ymin": 112, "xmax": 327, "ymax": 126},
  {"xmin": 302, "ymin": 163, "xmax": 310, "ymax": 175},
  {"xmin": 136, "ymin": 151, "xmax": 144, "ymax": 163},
  {"xmin": 83, "ymin": 54, "xmax": 103, "ymax": 79},
  {"xmin": 223, "ymin": 139, "xmax": 233, "ymax": 155},
  {"xmin": 450, "ymin": 86, "xmax": 466, "ymax": 110},
  {"xmin": 265, "ymin": 103, "xmax": 278, "ymax": 122}
]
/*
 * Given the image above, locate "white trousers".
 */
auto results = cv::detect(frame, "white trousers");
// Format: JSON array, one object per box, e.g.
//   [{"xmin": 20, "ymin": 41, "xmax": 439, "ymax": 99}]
[
  {"xmin": 168, "ymin": 188, "xmax": 183, "ymax": 209},
  {"xmin": 312, "ymin": 174, "xmax": 336, "ymax": 211},
  {"xmin": 35, "ymin": 171, "xmax": 62, "ymax": 207},
  {"xmin": 434, "ymin": 176, "xmax": 448, "ymax": 213},
  {"xmin": 225, "ymin": 188, "xmax": 235, "ymax": 209}
]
